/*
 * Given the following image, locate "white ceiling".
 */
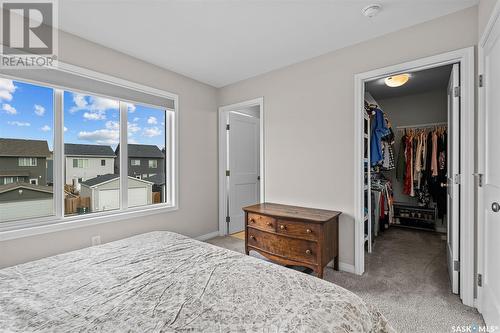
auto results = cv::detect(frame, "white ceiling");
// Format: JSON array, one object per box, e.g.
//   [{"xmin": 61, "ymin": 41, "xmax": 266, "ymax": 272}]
[{"xmin": 59, "ymin": 0, "xmax": 478, "ymax": 87}]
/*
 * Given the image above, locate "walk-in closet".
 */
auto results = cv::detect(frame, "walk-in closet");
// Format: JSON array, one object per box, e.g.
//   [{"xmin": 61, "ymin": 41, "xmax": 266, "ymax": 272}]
[{"xmin": 362, "ymin": 64, "xmax": 460, "ymax": 292}]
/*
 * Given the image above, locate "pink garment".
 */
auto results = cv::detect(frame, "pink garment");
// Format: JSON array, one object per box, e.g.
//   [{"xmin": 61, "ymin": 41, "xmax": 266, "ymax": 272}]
[{"xmin": 431, "ymin": 132, "xmax": 438, "ymax": 176}]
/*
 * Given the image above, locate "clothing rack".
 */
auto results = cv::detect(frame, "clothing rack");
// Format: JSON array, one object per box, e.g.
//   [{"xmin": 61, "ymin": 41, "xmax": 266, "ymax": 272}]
[{"xmin": 396, "ymin": 122, "xmax": 447, "ymax": 130}]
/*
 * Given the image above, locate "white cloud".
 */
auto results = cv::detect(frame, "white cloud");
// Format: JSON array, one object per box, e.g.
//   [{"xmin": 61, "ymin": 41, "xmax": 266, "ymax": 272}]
[
  {"xmin": 143, "ymin": 127, "xmax": 162, "ymax": 137},
  {"xmin": 133, "ymin": 117, "xmax": 140, "ymax": 122},
  {"xmin": 40, "ymin": 125, "xmax": 51, "ymax": 132},
  {"xmin": 64, "ymin": 126, "xmax": 68, "ymax": 132},
  {"xmin": 105, "ymin": 120, "xmax": 119, "ymax": 130},
  {"xmin": 8, "ymin": 121, "xmax": 30, "ymax": 127},
  {"xmin": 147, "ymin": 116, "xmax": 158, "ymax": 125},
  {"xmin": 83, "ymin": 110, "xmax": 106, "ymax": 120},
  {"xmin": 127, "ymin": 103, "xmax": 136, "ymax": 113},
  {"xmin": 70, "ymin": 94, "xmax": 118, "ymax": 121},
  {"xmin": 128, "ymin": 122, "xmax": 140, "ymax": 133},
  {"xmin": 0, "ymin": 79, "xmax": 16, "ymax": 102},
  {"xmin": 34, "ymin": 104, "xmax": 45, "ymax": 116},
  {"xmin": 78, "ymin": 129, "xmax": 120, "ymax": 145},
  {"xmin": 2, "ymin": 103, "xmax": 17, "ymax": 115}
]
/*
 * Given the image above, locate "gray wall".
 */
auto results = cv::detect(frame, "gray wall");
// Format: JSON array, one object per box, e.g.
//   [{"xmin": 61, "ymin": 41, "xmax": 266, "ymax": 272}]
[
  {"xmin": 218, "ymin": 7, "xmax": 478, "ymax": 266},
  {"xmin": 0, "ymin": 188, "xmax": 52, "ymax": 202},
  {"xmin": 0, "ymin": 157, "xmax": 47, "ymax": 186},
  {"xmin": 375, "ymin": 89, "xmax": 448, "ymax": 205},
  {"xmin": 0, "ymin": 30, "xmax": 218, "ymax": 268}
]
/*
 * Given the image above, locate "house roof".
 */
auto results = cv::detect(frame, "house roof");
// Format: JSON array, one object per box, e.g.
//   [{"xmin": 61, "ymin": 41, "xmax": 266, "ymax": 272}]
[
  {"xmin": 65, "ymin": 143, "xmax": 115, "ymax": 157},
  {"xmin": 144, "ymin": 173, "xmax": 165, "ymax": 185},
  {"xmin": 0, "ymin": 138, "xmax": 50, "ymax": 157},
  {"xmin": 81, "ymin": 174, "xmax": 119, "ymax": 187},
  {"xmin": 0, "ymin": 183, "xmax": 53, "ymax": 194},
  {"xmin": 81, "ymin": 174, "xmax": 153, "ymax": 187},
  {"xmin": 115, "ymin": 144, "xmax": 164, "ymax": 158}
]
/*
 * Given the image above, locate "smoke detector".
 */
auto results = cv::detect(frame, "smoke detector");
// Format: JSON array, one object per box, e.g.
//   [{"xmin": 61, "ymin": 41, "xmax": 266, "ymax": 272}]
[{"xmin": 362, "ymin": 4, "xmax": 382, "ymax": 18}]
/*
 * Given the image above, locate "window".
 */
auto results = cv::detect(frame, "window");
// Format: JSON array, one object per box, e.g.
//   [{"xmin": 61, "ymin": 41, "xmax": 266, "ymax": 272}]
[
  {"xmin": 18, "ymin": 157, "xmax": 37, "ymax": 167},
  {"xmin": 0, "ymin": 72, "xmax": 176, "ymax": 232},
  {"xmin": 0, "ymin": 78, "xmax": 54, "ymax": 223},
  {"xmin": 128, "ymin": 103, "xmax": 167, "ymax": 207},
  {"xmin": 135, "ymin": 175, "xmax": 141, "ymax": 179},
  {"xmin": 64, "ymin": 91, "xmax": 120, "ymax": 216},
  {"xmin": 72, "ymin": 159, "xmax": 89, "ymax": 168}
]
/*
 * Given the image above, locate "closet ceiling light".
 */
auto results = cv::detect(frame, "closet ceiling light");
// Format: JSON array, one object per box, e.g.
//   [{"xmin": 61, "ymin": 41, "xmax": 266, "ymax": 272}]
[
  {"xmin": 384, "ymin": 74, "xmax": 410, "ymax": 87},
  {"xmin": 362, "ymin": 4, "xmax": 382, "ymax": 18}
]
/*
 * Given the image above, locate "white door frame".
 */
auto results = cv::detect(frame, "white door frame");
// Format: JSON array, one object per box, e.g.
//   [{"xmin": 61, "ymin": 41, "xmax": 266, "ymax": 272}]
[
  {"xmin": 218, "ymin": 97, "xmax": 265, "ymax": 236},
  {"xmin": 477, "ymin": 0, "xmax": 500, "ymax": 315},
  {"xmin": 353, "ymin": 47, "xmax": 475, "ymax": 307}
]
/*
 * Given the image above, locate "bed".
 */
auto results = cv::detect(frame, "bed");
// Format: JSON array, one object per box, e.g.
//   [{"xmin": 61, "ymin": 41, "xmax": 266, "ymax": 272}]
[{"xmin": 0, "ymin": 231, "xmax": 394, "ymax": 332}]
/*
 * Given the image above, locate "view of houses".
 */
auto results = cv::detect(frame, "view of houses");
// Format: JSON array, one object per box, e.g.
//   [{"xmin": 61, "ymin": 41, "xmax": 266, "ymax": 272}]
[{"xmin": 0, "ymin": 138, "xmax": 166, "ymax": 222}]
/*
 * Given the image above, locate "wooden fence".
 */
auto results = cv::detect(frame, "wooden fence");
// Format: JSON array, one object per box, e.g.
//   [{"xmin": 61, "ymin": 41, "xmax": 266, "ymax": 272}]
[
  {"xmin": 65, "ymin": 196, "xmax": 91, "ymax": 215},
  {"xmin": 152, "ymin": 192, "xmax": 161, "ymax": 204}
]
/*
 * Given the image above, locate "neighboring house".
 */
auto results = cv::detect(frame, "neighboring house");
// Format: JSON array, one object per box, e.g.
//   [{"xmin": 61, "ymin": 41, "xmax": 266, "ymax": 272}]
[
  {"xmin": 65, "ymin": 144, "xmax": 116, "ymax": 187},
  {"xmin": 0, "ymin": 138, "xmax": 51, "ymax": 186},
  {"xmin": 80, "ymin": 174, "xmax": 153, "ymax": 212},
  {"xmin": 114, "ymin": 144, "xmax": 164, "ymax": 180},
  {"xmin": 0, "ymin": 183, "xmax": 53, "ymax": 222}
]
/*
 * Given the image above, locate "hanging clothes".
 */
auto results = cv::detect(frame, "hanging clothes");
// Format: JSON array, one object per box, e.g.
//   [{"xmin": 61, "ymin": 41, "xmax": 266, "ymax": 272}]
[{"xmin": 370, "ymin": 108, "xmax": 390, "ymax": 166}]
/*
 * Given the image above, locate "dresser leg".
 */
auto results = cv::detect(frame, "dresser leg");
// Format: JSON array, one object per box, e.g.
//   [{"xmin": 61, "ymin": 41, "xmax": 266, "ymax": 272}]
[
  {"xmin": 245, "ymin": 248, "xmax": 249, "ymax": 255},
  {"xmin": 334, "ymin": 256, "xmax": 339, "ymax": 271},
  {"xmin": 317, "ymin": 267, "xmax": 324, "ymax": 279}
]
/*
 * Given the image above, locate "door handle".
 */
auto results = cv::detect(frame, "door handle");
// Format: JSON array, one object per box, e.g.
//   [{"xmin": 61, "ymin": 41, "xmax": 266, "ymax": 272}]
[
  {"xmin": 492, "ymin": 202, "xmax": 500, "ymax": 213},
  {"xmin": 440, "ymin": 182, "xmax": 449, "ymax": 188}
]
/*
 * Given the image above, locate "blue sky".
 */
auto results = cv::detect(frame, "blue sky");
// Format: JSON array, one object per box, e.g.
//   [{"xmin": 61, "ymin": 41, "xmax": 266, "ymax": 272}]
[{"xmin": 0, "ymin": 78, "xmax": 166, "ymax": 151}]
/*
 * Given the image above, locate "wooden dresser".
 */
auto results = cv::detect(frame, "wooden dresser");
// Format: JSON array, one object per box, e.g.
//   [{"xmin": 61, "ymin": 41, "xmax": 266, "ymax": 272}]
[{"xmin": 243, "ymin": 202, "xmax": 341, "ymax": 278}]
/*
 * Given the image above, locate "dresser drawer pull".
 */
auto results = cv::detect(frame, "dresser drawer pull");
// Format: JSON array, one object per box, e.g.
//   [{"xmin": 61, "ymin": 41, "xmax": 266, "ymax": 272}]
[
  {"xmin": 267, "ymin": 222, "xmax": 272, "ymax": 226},
  {"xmin": 250, "ymin": 235, "xmax": 255, "ymax": 240},
  {"xmin": 306, "ymin": 229, "xmax": 312, "ymax": 234},
  {"xmin": 249, "ymin": 219, "xmax": 255, "ymax": 224},
  {"xmin": 280, "ymin": 225, "xmax": 286, "ymax": 230},
  {"xmin": 305, "ymin": 249, "xmax": 312, "ymax": 255}
]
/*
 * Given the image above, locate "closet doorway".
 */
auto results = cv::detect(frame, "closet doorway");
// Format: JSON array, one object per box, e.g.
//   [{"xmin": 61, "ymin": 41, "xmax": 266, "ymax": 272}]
[
  {"xmin": 354, "ymin": 48, "xmax": 475, "ymax": 307},
  {"xmin": 218, "ymin": 98, "xmax": 265, "ymax": 236}
]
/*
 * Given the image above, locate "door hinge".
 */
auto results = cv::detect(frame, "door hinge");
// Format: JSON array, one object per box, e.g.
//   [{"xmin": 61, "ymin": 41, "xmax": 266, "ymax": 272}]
[
  {"xmin": 474, "ymin": 173, "xmax": 484, "ymax": 187},
  {"xmin": 478, "ymin": 273, "xmax": 483, "ymax": 287},
  {"xmin": 225, "ymin": 170, "xmax": 230, "ymax": 176},
  {"xmin": 479, "ymin": 74, "xmax": 484, "ymax": 88},
  {"xmin": 225, "ymin": 216, "xmax": 230, "ymax": 223},
  {"xmin": 454, "ymin": 86, "xmax": 461, "ymax": 97},
  {"xmin": 226, "ymin": 124, "xmax": 230, "ymax": 130},
  {"xmin": 454, "ymin": 174, "xmax": 461, "ymax": 185},
  {"xmin": 454, "ymin": 260, "xmax": 460, "ymax": 272}
]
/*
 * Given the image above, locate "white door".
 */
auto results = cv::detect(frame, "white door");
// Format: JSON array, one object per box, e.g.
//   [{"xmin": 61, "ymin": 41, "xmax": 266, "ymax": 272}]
[
  {"xmin": 447, "ymin": 63, "xmax": 460, "ymax": 295},
  {"xmin": 129, "ymin": 187, "xmax": 148, "ymax": 207},
  {"xmin": 98, "ymin": 189, "xmax": 120, "ymax": 211},
  {"xmin": 228, "ymin": 111, "xmax": 260, "ymax": 234},
  {"xmin": 480, "ymin": 15, "xmax": 500, "ymax": 326}
]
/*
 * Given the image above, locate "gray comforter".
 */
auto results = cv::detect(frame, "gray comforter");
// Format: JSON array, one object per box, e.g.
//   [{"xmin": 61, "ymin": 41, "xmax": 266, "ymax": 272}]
[{"xmin": 0, "ymin": 231, "xmax": 394, "ymax": 332}]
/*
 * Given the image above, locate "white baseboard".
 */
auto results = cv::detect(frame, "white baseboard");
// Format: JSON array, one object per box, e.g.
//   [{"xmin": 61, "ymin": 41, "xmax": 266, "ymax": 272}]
[
  {"xmin": 195, "ymin": 230, "xmax": 220, "ymax": 241},
  {"xmin": 339, "ymin": 262, "xmax": 356, "ymax": 274}
]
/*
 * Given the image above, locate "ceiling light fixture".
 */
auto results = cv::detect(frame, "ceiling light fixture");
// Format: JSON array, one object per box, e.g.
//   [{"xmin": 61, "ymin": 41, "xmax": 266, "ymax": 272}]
[
  {"xmin": 384, "ymin": 74, "xmax": 410, "ymax": 87},
  {"xmin": 362, "ymin": 4, "xmax": 382, "ymax": 18}
]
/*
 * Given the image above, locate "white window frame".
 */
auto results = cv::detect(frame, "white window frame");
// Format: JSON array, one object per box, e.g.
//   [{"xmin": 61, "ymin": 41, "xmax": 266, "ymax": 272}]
[
  {"xmin": 18, "ymin": 157, "xmax": 37, "ymax": 167},
  {"xmin": 148, "ymin": 160, "xmax": 157, "ymax": 168},
  {"xmin": 29, "ymin": 178, "xmax": 38, "ymax": 185},
  {"xmin": 0, "ymin": 61, "xmax": 179, "ymax": 241},
  {"xmin": 131, "ymin": 159, "xmax": 141, "ymax": 166},
  {"xmin": 73, "ymin": 158, "xmax": 89, "ymax": 168}
]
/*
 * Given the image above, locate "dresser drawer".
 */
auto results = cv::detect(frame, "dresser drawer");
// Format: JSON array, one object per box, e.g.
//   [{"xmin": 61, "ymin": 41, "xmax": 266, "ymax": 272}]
[
  {"xmin": 247, "ymin": 213, "xmax": 276, "ymax": 232},
  {"xmin": 247, "ymin": 228, "xmax": 318, "ymax": 264},
  {"xmin": 275, "ymin": 220, "xmax": 320, "ymax": 241}
]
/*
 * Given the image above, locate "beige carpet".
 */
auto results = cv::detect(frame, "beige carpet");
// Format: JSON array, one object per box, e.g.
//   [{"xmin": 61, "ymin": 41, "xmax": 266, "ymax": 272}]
[{"xmin": 206, "ymin": 228, "xmax": 483, "ymax": 333}]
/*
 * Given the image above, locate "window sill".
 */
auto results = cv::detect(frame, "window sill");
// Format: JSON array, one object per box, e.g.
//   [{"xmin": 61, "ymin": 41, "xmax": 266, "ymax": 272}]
[{"xmin": 0, "ymin": 204, "xmax": 178, "ymax": 242}]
